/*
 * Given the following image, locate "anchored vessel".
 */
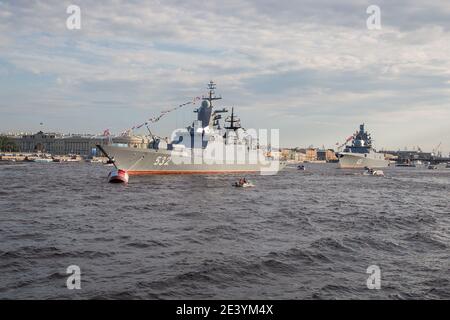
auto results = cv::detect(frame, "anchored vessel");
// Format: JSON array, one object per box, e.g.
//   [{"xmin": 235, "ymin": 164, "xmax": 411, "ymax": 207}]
[
  {"xmin": 338, "ymin": 124, "xmax": 389, "ymax": 169},
  {"xmin": 98, "ymin": 82, "xmax": 283, "ymax": 175}
]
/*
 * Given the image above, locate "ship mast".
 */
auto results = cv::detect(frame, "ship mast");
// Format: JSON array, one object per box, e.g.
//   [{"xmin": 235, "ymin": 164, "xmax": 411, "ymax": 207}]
[
  {"xmin": 224, "ymin": 107, "xmax": 241, "ymax": 131},
  {"xmin": 204, "ymin": 80, "xmax": 222, "ymax": 108},
  {"xmin": 194, "ymin": 81, "xmax": 223, "ymax": 128},
  {"xmin": 203, "ymin": 81, "xmax": 228, "ymax": 129}
]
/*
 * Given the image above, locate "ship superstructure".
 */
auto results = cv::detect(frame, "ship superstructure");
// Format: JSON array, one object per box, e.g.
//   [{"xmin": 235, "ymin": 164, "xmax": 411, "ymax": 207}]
[{"xmin": 338, "ymin": 124, "xmax": 389, "ymax": 168}]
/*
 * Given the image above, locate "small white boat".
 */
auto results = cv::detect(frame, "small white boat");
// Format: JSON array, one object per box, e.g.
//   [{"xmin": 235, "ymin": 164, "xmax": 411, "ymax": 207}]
[
  {"xmin": 108, "ymin": 169, "xmax": 129, "ymax": 183},
  {"xmin": 233, "ymin": 181, "xmax": 254, "ymax": 188},
  {"xmin": 34, "ymin": 158, "xmax": 53, "ymax": 163},
  {"xmin": 88, "ymin": 157, "xmax": 105, "ymax": 164},
  {"xmin": 364, "ymin": 168, "xmax": 384, "ymax": 176},
  {"xmin": 372, "ymin": 170, "xmax": 384, "ymax": 176}
]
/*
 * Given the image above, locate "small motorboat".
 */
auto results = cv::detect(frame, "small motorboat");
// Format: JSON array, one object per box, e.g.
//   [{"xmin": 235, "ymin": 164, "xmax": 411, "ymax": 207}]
[
  {"xmin": 34, "ymin": 158, "xmax": 53, "ymax": 163},
  {"xmin": 88, "ymin": 157, "xmax": 105, "ymax": 164},
  {"xmin": 233, "ymin": 179, "xmax": 254, "ymax": 188},
  {"xmin": 372, "ymin": 170, "xmax": 385, "ymax": 176},
  {"xmin": 233, "ymin": 182, "xmax": 254, "ymax": 188},
  {"xmin": 364, "ymin": 168, "xmax": 384, "ymax": 176},
  {"xmin": 108, "ymin": 169, "xmax": 129, "ymax": 183},
  {"xmin": 297, "ymin": 165, "xmax": 305, "ymax": 170},
  {"xmin": 428, "ymin": 165, "xmax": 438, "ymax": 170}
]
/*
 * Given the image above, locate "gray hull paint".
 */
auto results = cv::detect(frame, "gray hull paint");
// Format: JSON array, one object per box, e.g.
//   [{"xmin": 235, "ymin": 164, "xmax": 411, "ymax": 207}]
[
  {"xmin": 101, "ymin": 145, "xmax": 283, "ymax": 174},
  {"xmin": 338, "ymin": 152, "xmax": 390, "ymax": 169}
]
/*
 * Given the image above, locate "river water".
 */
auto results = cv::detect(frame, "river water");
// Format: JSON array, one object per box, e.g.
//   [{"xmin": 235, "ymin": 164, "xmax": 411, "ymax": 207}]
[{"xmin": 0, "ymin": 162, "xmax": 449, "ymax": 299}]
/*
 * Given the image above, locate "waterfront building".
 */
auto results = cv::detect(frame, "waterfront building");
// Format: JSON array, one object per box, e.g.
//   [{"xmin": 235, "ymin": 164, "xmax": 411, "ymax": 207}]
[
  {"xmin": 281, "ymin": 147, "xmax": 337, "ymax": 163},
  {"xmin": 317, "ymin": 149, "xmax": 338, "ymax": 162},
  {"xmin": 9, "ymin": 131, "xmax": 149, "ymax": 157},
  {"xmin": 297, "ymin": 148, "xmax": 318, "ymax": 162}
]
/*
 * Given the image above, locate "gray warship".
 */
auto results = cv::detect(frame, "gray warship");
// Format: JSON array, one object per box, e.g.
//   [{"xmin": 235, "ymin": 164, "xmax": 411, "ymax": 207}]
[
  {"xmin": 338, "ymin": 124, "xmax": 389, "ymax": 169},
  {"xmin": 98, "ymin": 82, "xmax": 284, "ymax": 175}
]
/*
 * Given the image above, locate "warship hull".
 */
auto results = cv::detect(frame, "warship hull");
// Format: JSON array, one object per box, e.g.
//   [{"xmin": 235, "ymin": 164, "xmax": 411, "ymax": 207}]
[
  {"xmin": 98, "ymin": 82, "xmax": 285, "ymax": 175},
  {"xmin": 99, "ymin": 145, "xmax": 283, "ymax": 175},
  {"xmin": 338, "ymin": 152, "xmax": 389, "ymax": 169}
]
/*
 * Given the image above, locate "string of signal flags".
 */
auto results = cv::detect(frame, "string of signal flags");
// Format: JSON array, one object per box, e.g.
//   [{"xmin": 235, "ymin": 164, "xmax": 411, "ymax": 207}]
[{"xmin": 109, "ymin": 96, "xmax": 203, "ymax": 137}]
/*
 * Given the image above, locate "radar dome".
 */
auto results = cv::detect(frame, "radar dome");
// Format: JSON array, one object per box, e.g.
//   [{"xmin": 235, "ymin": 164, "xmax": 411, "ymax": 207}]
[{"xmin": 201, "ymin": 100, "xmax": 210, "ymax": 108}]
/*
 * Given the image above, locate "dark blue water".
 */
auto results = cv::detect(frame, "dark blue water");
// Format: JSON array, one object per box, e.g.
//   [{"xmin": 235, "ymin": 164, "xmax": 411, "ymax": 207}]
[{"xmin": 0, "ymin": 162, "xmax": 449, "ymax": 299}]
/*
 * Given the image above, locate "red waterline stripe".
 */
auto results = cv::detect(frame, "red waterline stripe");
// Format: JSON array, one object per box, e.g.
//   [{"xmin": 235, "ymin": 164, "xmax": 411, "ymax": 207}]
[{"xmin": 127, "ymin": 170, "xmax": 259, "ymax": 175}]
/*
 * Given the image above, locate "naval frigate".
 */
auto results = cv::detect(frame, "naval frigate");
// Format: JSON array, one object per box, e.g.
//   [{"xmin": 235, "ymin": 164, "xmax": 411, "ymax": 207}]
[
  {"xmin": 338, "ymin": 124, "xmax": 390, "ymax": 169},
  {"xmin": 98, "ymin": 82, "xmax": 284, "ymax": 175}
]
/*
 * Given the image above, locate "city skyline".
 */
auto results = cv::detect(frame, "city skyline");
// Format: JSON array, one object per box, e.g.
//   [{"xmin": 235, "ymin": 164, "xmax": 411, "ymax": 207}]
[
  {"xmin": 0, "ymin": 129, "xmax": 445, "ymax": 154},
  {"xmin": 0, "ymin": 0, "xmax": 449, "ymax": 153}
]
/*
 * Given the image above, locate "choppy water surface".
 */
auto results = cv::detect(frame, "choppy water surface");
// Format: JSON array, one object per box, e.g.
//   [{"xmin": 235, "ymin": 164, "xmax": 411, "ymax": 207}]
[{"xmin": 0, "ymin": 162, "xmax": 449, "ymax": 299}]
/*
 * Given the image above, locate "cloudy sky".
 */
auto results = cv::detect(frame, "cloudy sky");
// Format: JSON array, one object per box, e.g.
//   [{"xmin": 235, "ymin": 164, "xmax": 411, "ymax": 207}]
[{"xmin": 0, "ymin": 0, "xmax": 449, "ymax": 152}]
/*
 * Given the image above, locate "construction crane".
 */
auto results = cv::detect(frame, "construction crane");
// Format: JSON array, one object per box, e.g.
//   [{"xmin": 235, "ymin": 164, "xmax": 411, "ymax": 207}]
[{"xmin": 432, "ymin": 142, "xmax": 442, "ymax": 157}]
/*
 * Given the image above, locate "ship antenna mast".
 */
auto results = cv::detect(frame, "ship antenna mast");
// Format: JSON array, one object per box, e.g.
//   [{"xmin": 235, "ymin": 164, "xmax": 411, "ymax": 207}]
[
  {"xmin": 204, "ymin": 80, "xmax": 222, "ymax": 108},
  {"xmin": 224, "ymin": 107, "xmax": 241, "ymax": 131}
]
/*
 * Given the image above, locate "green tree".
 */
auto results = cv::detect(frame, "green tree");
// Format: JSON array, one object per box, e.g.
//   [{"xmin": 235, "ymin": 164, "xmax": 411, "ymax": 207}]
[{"xmin": 0, "ymin": 136, "xmax": 19, "ymax": 152}]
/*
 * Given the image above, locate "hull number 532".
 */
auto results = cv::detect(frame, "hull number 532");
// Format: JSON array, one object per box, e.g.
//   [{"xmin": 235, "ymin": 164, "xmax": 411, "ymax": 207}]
[{"xmin": 153, "ymin": 156, "xmax": 171, "ymax": 166}]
